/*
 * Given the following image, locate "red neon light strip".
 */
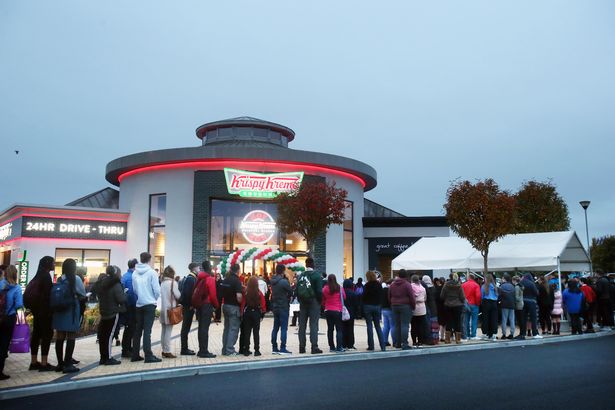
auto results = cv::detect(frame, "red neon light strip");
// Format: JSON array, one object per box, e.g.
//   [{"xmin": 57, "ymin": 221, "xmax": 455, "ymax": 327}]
[{"xmin": 117, "ymin": 159, "xmax": 367, "ymax": 188}]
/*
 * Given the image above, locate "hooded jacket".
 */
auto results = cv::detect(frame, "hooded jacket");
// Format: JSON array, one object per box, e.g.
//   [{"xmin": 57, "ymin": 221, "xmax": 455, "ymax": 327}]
[
  {"xmin": 95, "ymin": 273, "xmax": 127, "ymax": 320},
  {"xmin": 132, "ymin": 263, "xmax": 161, "ymax": 307},
  {"xmin": 498, "ymin": 282, "xmax": 516, "ymax": 310},
  {"xmin": 521, "ymin": 274, "xmax": 539, "ymax": 301},
  {"xmin": 0, "ymin": 279, "xmax": 24, "ymax": 315},
  {"xmin": 388, "ymin": 277, "xmax": 416, "ymax": 309},
  {"xmin": 440, "ymin": 280, "xmax": 466, "ymax": 308},
  {"xmin": 270, "ymin": 274, "xmax": 292, "ymax": 311}
]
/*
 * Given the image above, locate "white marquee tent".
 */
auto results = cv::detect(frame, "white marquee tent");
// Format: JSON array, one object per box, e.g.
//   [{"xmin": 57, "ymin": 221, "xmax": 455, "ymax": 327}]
[{"xmin": 391, "ymin": 231, "xmax": 590, "ymax": 273}]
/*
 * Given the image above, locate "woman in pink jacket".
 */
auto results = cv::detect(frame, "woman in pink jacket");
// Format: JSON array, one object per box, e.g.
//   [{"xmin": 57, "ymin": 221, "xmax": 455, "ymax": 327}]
[
  {"xmin": 321, "ymin": 274, "xmax": 346, "ymax": 353},
  {"xmin": 410, "ymin": 275, "xmax": 427, "ymax": 347},
  {"xmin": 551, "ymin": 283, "xmax": 563, "ymax": 335}
]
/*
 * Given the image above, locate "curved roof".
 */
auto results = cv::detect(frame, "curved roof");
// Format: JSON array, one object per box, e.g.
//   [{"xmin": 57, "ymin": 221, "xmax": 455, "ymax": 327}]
[{"xmin": 196, "ymin": 116, "xmax": 295, "ymax": 142}]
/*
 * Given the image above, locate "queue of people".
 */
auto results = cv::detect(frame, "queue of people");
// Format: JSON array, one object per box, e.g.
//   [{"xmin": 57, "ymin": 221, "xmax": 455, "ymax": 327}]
[{"xmin": 1, "ymin": 256, "xmax": 614, "ymax": 382}]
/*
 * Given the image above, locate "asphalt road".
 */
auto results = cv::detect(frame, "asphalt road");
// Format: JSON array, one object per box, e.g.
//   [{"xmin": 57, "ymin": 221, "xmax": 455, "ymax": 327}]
[{"xmin": 5, "ymin": 336, "xmax": 615, "ymax": 410}]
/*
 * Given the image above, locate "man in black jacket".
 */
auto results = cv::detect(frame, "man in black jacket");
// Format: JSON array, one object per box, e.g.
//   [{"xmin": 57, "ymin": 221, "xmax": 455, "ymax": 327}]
[
  {"xmin": 179, "ymin": 262, "xmax": 199, "ymax": 355},
  {"xmin": 270, "ymin": 264, "xmax": 293, "ymax": 355},
  {"xmin": 518, "ymin": 273, "xmax": 542, "ymax": 339},
  {"xmin": 595, "ymin": 270, "xmax": 614, "ymax": 329}
]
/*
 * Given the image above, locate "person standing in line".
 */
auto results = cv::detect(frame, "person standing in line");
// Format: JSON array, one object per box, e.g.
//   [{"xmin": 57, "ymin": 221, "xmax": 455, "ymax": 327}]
[
  {"xmin": 481, "ymin": 273, "xmax": 499, "ymax": 341},
  {"xmin": 512, "ymin": 276, "xmax": 524, "ymax": 338},
  {"xmin": 131, "ymin": 252, "xmax": 162, "ymax": 363},
  {"xmin": 270, "ymin": 264, "xmax": 293, "ymax": 355},
  {"xmin": 537, "ymin": 276, "xmax": 554, "ymax": 335},
  {"xmin": 363, "ymin": 271, "xmax": 385, "ymax": 351},
  {"xmin": 563, "ymin": 279, "xmax": 585, "ymax": 335},
  {"xmin": 179, "ymin": 263, "xmax": 199, "ymax": 356},
  {"xmin": 580, "ymin": 277, "xmax": 596, "ymax": 333},
  {"xmin": 322, "ymin": 274, "xmax": 346, "ymax": 352},
  {"xmin": 159, "ymin": 266, "xmax": 181, "ymax": 358},
  {"xmin": 354, "ymin": 278, "xmax": 364, "ymax": 320},
  {"xmin": 388, "ymin": 270, "xmax": 416, "ymax": 350},
  {"xmin": 239, "ymin": 276, "xmax": 267, "ymax": 356},
  {"xmin": 410, "ymin": 275, "xmax": 427, "ymax": 347},
  {"xmin": 434, "ymin": 278, "xmax": 447, "ymax": 342},
  {"xmin": 595, "ymin": 269, "xmax": 614, "ymax": 329},
  {"xmin": 95, "ymin": 265, "xmax": 126, "ymax": 365},
  {"xmin": 550, "ymin": 283, "xmax": 563, "ymax": 335},
  {"xmin": 519, "ymin": 273, "xmax": 542, "ymax": 339},
  {"xmin": 342, "ymin": 279, "xmax": 359, "ymax": 350},
  {"xmin": 461, "ymin": 273, "xmax": 481, "ymax": 341},
  {"xmin": 221, "ymin": 264, "xmax": 243, "ymax": 356},
  {"xmin": 195, "ymin": 261, "xmax": 218, "ymax": 358},
  {"xmin": 381, "ymin": 280, "xmax": 395, "ymax": 347},
  {"xmin": 422, "ymin": 275, "xmax": 438, "ymax": 345},
  {"xmin": 214, "ymin": 272, "xmax": 223, "ymax": 322},
  {"xmin": 498, "ymin": 273, "xmax": 516, "ymax": 339},
  {"xmin": 440, "ymin": 273, "xmax": 466, "ymax": 344},
  {"xmin": 120, "ymin": 259, "xmax": 137, "ymax": 358},
  {"xmin": 23, "ymin": 256, "xmax": 56, "ymax": 372},
  {"xmin": 0, "ymin": 266, "xmax": 24, "ymax": 380},
  {"xmin": 53, "ymin": 258, "xmax": 86, "ymax": 373},
  {"xmin": 297, "ymin": 257, "xmax": 324, "ymax": 355}
]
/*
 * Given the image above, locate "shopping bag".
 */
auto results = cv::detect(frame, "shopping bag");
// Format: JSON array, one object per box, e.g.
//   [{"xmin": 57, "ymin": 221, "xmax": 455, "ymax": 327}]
[{"xmin": 10, "ymin": 311, "xmax": 30, "ymax": 353}]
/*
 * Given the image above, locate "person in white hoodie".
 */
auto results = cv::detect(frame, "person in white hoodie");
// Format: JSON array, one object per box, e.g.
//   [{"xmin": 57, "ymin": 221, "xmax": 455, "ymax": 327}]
[{"xmin": 131, "ymin": 252, "xmax": 161, "ymax": 363}]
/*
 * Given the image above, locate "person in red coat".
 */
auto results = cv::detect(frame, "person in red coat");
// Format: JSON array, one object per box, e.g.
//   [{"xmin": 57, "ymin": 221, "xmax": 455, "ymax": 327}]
[
  {"xmin": 239, "ymin": 276, "xmax": 267, "ymax": 356},
  {"xmin": 461, "ymin": 274, "xmax": 481, "ymax": 340}
]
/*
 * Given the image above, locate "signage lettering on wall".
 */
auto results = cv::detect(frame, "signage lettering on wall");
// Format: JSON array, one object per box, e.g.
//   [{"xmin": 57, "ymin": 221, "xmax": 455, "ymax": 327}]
[
  {"xmin": 239, "ymin": 210, "xmax": 277, "ymax": 244},
  {"xmin": 0, "ymin": 222, "xmax": 12, "ymax": 241},
  {"xmin": 18, "ymin": 260, "xmax": 29, "ymax": 292},
  {"xmin": 224, "ymin": 168, "xmax": 304, "ymax": 198},
  {"xmin": 21, "ymin": 216, "xmax": 127, "ymax": 241}
]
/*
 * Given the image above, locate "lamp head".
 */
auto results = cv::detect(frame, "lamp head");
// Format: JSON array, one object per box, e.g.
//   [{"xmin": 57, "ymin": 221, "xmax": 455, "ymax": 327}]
[{"xmin": 579, "ymin": 200, "xmax": 591, "ymax": 210}]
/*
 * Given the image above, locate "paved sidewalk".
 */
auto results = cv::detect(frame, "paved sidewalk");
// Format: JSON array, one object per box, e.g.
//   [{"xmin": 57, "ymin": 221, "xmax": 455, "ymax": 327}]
[{"xmin": 1, "ymin": 315, "xmax": 611, "ymax": 393}]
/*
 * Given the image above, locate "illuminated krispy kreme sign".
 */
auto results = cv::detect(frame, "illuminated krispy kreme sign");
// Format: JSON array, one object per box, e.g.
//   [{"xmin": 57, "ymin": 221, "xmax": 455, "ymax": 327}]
[
  {"xmin": 239, "ymin": 210, "xmax": 276, "ymax": 244},
  {"xmin": 224, "ymin": 168, "xmax": 304, "ymax": 198},
  {"xmin": 21, "ymin": 216, "xmax": 127, "ymax": 241}
]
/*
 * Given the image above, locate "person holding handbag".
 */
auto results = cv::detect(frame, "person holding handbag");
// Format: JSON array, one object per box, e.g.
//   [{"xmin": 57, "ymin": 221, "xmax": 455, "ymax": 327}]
[
  {"xmin": 321, "ymin": 274, "xmax": 346, "ymax": 353},
  {"xmin": 95, "ymin": 265, "xmax": 126, "ymax": 365},
  {"xmin": 160, "ymin": 266, "xmax": 181, "ymax": 358},
  {"xmin": 0, "ymin": 265, "xmax": 24, "ymax": 380}
]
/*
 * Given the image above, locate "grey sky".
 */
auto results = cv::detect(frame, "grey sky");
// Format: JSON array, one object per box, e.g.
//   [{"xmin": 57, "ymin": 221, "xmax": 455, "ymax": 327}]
[{"xmin": 1, "ymin": 1, "xmax": 614, "ymax": 243}]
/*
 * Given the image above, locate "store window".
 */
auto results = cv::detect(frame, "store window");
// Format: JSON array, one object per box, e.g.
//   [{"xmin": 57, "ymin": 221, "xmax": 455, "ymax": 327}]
[
  {"xmin": 55, "ymin": 248, "xmax": 110, "ymax": 285},
  {"xmin": 343, "ymin": 201, "xmax": 353, "ymax": 279},
  {"xmin": 148, "ymin": 193, "xmax": 166, "ymax": 272}
]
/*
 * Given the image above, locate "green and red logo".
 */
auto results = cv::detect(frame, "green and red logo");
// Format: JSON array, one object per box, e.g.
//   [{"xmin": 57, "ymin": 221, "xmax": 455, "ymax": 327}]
[
  {"xmin": 224, "ymin": 168, "xmax": 304, "ymax": 198},
  {"xmin": 239, "ymin": 210, "xmax": 277, "ymax": 244}
]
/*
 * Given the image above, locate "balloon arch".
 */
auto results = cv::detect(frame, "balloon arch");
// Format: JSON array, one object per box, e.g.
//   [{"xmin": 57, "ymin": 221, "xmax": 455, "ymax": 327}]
[{"xmin": 217, "ymin": 247, "xmax": 305, "ymax": 276}]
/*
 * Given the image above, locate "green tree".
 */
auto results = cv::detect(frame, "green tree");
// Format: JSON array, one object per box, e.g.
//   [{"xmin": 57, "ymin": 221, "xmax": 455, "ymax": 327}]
[
  {"xmin": 275, "ymin": 180, "xmax": 348, "ymax": 254},
  {"xmin": 444, "ymin": 179, "xmax": 516, "ymax": 275},
  {"xmin": 591, "ymin": 235, "xmax": 615, "ymax": 272},
  {"xmin": 514, "ymin": 180, "xmax": 570, "ymax": 233}
]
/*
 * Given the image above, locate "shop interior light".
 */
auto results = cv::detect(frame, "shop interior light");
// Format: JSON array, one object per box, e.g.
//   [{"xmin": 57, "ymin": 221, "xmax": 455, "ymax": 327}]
[{"xmin": 285, "ymin": 239, "xmax": 293, "ymax": 245}]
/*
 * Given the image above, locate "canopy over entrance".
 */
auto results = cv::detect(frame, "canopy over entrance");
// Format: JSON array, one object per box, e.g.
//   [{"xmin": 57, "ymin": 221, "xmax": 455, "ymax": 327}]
[{"xmin": 391, "ymin": 231, "xmax": 590, "ymax": 272}]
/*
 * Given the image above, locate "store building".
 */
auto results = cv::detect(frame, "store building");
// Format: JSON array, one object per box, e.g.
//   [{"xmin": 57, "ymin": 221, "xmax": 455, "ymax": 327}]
[{"xmin": 0, "ymin": 117, "xmax": 448, "ymax": 283}]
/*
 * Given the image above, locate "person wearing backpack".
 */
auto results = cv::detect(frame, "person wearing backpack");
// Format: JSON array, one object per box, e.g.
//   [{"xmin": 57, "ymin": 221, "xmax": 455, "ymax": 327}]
[
  {"xmin": 179, "ymin": 262, "xmax": 199, "ymax": 356},
  {"xmin": 23, "ymin": 256, "xmax": 56, "ymax": 372},
  {"xmin": 194, "ymin": 261, "xmax": 218, "ymax": 358},
  {"xmin": 297, "ymin": 257, "xmax": 324, "ymax": 354},
  {"xmin": 131, "ymin": 252, "xmax": 162, "ymax": 363},
  {"xmin": 0, "ymin": 265, "xmax": 24, "ymax": 380},
  {"xmin": 120, "ymin": 258, "xmax": 137, "ymax": 358},
  {"xmin": 95, "ymin": 265, "xmax": 126, "ymax": 365},
  {"xmin": 52, "ymin": 258, "xmax": 86, "ymax": 373}
]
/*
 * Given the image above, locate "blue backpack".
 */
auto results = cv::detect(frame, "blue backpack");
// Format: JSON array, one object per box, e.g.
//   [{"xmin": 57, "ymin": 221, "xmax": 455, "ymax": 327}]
[{"xmin": 50, "ymin": 278, "xmax": 75, "ymax": 312}]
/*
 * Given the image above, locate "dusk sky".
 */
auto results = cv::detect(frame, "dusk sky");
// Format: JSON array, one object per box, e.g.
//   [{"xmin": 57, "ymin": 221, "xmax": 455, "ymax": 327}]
[{"xmin": 2, "ymin": 1, "xmax": 614, "ymax": 244}]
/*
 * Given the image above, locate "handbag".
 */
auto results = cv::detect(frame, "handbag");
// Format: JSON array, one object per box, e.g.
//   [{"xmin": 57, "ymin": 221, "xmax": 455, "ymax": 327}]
[
  {"xmin": 10, "ymin": 310, "xmax": 31, "ymax": 353},
  {"xmin": 340, "ymin": 286, "xmax": 350, "ymax": 321},
  {"xmin": 166, "ymin": 281, "xmax": 183, "ymax": 325}
]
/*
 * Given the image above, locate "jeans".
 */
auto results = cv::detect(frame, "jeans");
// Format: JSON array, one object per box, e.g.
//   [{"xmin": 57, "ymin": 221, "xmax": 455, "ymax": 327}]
[
  {"xmin": 521, "ymin": 299, "xmax": 539, "ymax": 337},
  {"xmin": 222, "ymin": 304, "xmax": 241, "ymax": 355},
  {"xmin": 501, "ymin": 308, "xmax": 515, "ymax": 337},
  {"xmin": 0, "ymin": 314, "xmax": 16, "ymax": 373},
  {"xmin": 197, "ymin": 304, "xmax": 214, "ymax": 355},
  {"xmin": 180, "ymin": 306, "xmax": 195, "ymax": 351},
  {"xmin": 240, "ymin": 308, "xmax": 261, "ymax": 352},
  {"xmin": 465, "ymin": 304, "xmax": 479, "ymax": 338},
  {"xmin": 482, "ymin": 299, "xmax": 498, "ymax": 337},
  {"xmin": 121, "ymin": 305, "xmax": 136, "ymax": 356},
  {"xmin": 299, "ymin": 299, "xmax": 321, "ymax": 350},
  {"xmin": 382, "ymin": 308, "xmax": 396, "ymax": 345},
  {"xmin": 271, "ymin": 308, "xmax": 289, "ymax": 349},
  {"xmin": 364, "ymin": 304, "xmax": 384, "ymax": 350},
  {"xmin": 98, "ymin": 313, "xmax": 119, "ymax": 362},
  {"xmin": 133, "ymin": 304, "xmax": 156, "ymax": 359},
  {"xmin": 325, "ymin": 310, "xmax": 343, "ymax": 349},
  {"xmin": 392, "ymin": 305, "xmax": 412, "ymax": 348}
]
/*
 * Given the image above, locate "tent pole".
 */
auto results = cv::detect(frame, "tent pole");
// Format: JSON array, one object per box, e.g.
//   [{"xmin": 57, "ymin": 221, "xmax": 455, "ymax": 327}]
[{"xmin": 557, "ymin": 256, "xmax": 563, "ymax": 321}]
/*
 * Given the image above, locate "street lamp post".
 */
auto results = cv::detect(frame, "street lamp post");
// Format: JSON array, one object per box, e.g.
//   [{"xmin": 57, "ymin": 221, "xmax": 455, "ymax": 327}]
[{"xmin": 579, "ymin": 200, "xmax": 593, "ymax": 275}]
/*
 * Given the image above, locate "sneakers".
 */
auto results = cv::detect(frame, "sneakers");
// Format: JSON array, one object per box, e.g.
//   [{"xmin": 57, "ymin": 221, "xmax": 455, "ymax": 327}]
[
  {"xmin": 272, "ymin": 346, "xmax": 280, "ymax": 355},
  {"xmin": 514, "ymin": 335, "xmax": 526, "ymax": 340},
  {"xmin": 491, "ymin": 335, "xmax": 497, "ymax": 341},
  {"xmin": 279, "ymin": 348, "xmax": 292, "ymax": 355},
  {"xmin": 197, "ymin": 352, "xmax": 217, "ymax": 358},
  {"xmin": 334, "ymin": 348, "xmax": 344, "ymax": 353},
  {"xmin": 533, "ymin": 334, "xmax": 543, "ymax": 339},
  {"xmin": 507, "ymin": 335, "xmax": 514, "ymax": 340},
  {"xmin": 254, "ymin": 351, "xmax": 262, "ymax": 357},
  {"xmin": 471, "ymin": 336, "xmax": 482, "ymax": 341}
]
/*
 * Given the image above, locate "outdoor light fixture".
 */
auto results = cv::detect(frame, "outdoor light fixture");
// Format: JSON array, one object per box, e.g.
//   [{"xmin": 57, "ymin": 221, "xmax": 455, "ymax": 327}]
[{"xmin": 579, "ymin": 200, "xmax": 593, "ymax": 274}]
